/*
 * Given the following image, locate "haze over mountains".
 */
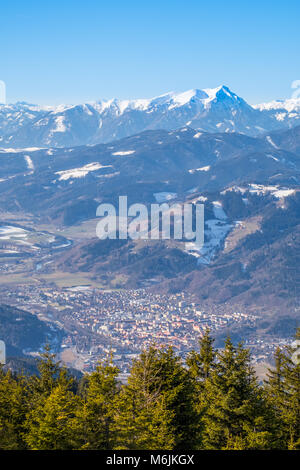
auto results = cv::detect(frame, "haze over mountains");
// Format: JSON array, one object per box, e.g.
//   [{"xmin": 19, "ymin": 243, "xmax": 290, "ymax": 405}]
[{"xmin": 1, "ymin": 85, "xmax": 300, "ymax": 149}]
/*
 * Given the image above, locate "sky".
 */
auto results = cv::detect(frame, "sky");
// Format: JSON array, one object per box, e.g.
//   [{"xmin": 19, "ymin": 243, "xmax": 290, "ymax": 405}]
[{"xmin": 1, "ymin": 0, "xmax": 300, "ymax": 105}]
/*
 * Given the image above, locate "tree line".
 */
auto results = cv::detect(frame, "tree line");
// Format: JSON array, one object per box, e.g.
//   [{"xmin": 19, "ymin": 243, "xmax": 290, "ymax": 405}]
[{"xmin": 0, "ymin": 329, "xmax": 299, "ymax": 450}]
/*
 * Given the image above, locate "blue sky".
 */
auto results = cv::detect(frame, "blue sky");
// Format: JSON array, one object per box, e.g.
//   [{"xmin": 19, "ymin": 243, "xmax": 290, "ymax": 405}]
[{"xmin": 1, "ymin": 0, "xmax": 300, "ymax": 105}]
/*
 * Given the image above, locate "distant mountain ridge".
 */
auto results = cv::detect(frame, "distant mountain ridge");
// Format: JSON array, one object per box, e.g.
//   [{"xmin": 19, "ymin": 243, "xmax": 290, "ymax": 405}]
[
  {"xmin": 1, "ymin": 85, "xmax": 300, "ymax": 148},
  {"xmin": 0, "ymin": 125, "xmax": 299, "ymax": 223},
  {"xmin": 0, "ymin": 124, "xmax": 299, "ymax": 319}
]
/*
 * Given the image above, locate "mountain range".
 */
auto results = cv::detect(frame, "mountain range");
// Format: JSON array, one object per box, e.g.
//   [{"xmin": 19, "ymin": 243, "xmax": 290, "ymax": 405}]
[
  {"xmin": 0, "ymin": 86, "xmax": 299, "ymax": 332},
  {"xmin": 1, "ymin": 86, "xmax": 300, "ymax": 148},
  {"xmin": 0, "ymin": 125, "xmax": 299, "ymax": 224}
]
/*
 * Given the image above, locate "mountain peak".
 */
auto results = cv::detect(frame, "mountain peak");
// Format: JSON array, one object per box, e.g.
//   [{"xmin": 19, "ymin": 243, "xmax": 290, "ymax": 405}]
[
  {"xmin": 203, "ymin": 85, "xmax": 239, "ymax": 101},
  {"xmin": 167, "ymin": 89, "xmax": 208, "ymax": 109},
  {"xmin": 1, "ymin": 86, "xmax": 300, "ymax": 148}
]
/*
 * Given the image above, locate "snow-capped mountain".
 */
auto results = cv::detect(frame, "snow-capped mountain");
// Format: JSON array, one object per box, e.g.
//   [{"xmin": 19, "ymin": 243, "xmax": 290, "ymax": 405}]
[
  {"xmin": 1, "ymin": 86, "xmax": 300, "ymax": 149},
  {"xmin": 254, "ymin": 98, "xmax": 300, "ymax": 112},
  {"xmin": 253, "ymin": 98, "xmax": 300, "ymax": 129}
]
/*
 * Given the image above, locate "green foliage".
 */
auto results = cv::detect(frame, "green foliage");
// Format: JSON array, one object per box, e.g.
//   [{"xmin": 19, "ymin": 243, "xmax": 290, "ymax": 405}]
[
  {"xmin": 74, "ymin": 357, "xmax": 120, "ymax": 449},
  {"xmin": 265, "ymin": 328, "xmax": 300, "ymax": 449},
  {"xmin": 0, "ymin": 331, "xmax": 299, "ymax": 450},
  {"xmin": 201, "ymin": 337, "xmax": 277, "ymax": 449},
  {"xmin": 25, "ymin": 383, "xmax": 79, "ymax": 450},
  {"xmin": 0, "ymin": 368, "xmax": 28, "ymax": 449},
  {"xmin": 187, "ymin": 329, "xmax": 216, "ymax": 381},
  {"xmin": 113, "ymin": 346, "xmax": 179, "ymax": 449},
  {"xmin": 24, "ymin": 345, "xmax": 79, "ymax": 449}
]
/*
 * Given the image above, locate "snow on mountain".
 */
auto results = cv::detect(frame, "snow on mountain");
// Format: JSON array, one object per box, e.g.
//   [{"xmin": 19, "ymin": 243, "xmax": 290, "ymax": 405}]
[
  {"xmin": 1, "ymin": 86, "xmax": 300, "ymax": 149},
  {"xmin": 254, "ymin": 98, "xmax": 300, "ymax": 127},
  {"xmin": 55, "ymin": 162, "xmax": 111, "ymax": 181},
  {"xmin": 254, "ymin": 98, "xmax": 300, "ymax": 113}
]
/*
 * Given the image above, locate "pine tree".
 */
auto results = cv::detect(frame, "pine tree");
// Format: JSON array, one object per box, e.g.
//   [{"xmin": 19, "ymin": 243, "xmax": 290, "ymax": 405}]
[
  {"xmin": 264, "ymin": 347, "xmax": 286, "ymax": 448},
  {"xmin": 25, "ymin": 346, "xmax": 78, "ymax": 449},
  {"xmin": 187, "ymin": 329, "xmax": 216, "ymax": 382},
  {"xmin": 265, "ymin": 347, "xmax": 285, "ymax": 404},
  {"xmin": 114, "ymin": 346, "xmax": 175, "ymax": 450},
  {"xmin": 74, "ymin": 356, "xmax": 120, "ymax": 449},
  {"xmin": 186, "ymin": 329, "xmax": 216, "ymax": 447},
  {"xmin": 25, "ymin": 383, "xmax": 79, "ymax": 450},
  {"xmin": 281, "ymin": 328, "xmax": 300, "ymax": 449},
  {"xmin": 265, "ymin": 328, "xmax": 300, "ymax": 449},
  {"xmin": 114, "ymin": 345, "xmax": 198, "ymax": 449},
  {"xmin": 28, "ymin": 345, "xmax": 64, "ymax": 402},
  {"xmin": 0, "ymin": 368, "xmax": 28, "ymax": 449},
  {"xmin": 203, "ymin": 338, "xmax": 275, "ymax": 449}
]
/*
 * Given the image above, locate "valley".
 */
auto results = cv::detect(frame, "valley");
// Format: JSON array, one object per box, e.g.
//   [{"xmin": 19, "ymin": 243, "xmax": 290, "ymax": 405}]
[{"xmin": 0, "ymin": 102, "xmax": 299, "ymax": 375}]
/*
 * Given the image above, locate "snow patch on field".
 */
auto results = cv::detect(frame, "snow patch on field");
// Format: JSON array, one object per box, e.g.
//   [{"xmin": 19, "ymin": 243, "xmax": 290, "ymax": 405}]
[
  {"xmin": 0, "ymin": 226, "xmax": 28, "ymax": 239},
  {"xmin": 266, "ymin": 135, "xmax": 279, "ymax": 149},
  {"xmin": 186, "ymin": 187, "xmax": 198, "ymax": 194},
  {"xmin": 56, "ymin": 162, "xmax": 112, "ymax": 181},
  {"xmin": 24, "ymin": 155, "xmax": 34, "ymax": 170},
  {"xmin": 0, "ymin": 147, "xmax": 43, "ymax": 153},
  {"xmin": 197, "ymin": 220, "xmax": 232, "ymax": 264},
  {"xmin": 272, "ymin": 189, "xmax": 296, "ymax": 198},
  {"xmin": 193, "ymin": 132, "xmax": 203, "ymax": 139},
  {"xmin": 185, "ymin": 201, "xmax": 232, "ymax": 264},
  {"xmin": 111, "ymin": 150, "xmax": 136, "ymax": 156},
  {"xmin": 153, "ymin": 192, "xmax": 177, "ymax": 203},
  {"xmin": 222, "ymin": 184, "xmax": 296, "ymax": 199},
  {"xmin": 248, "ymin": 184, "xmax": 295, "ymax": 198},
  {"xmin": 188, "ymin": 166, "xmax": 210, "ymax": 174},
  {"xmin": 212, "ymin": 201, "xmax": 227, "ymax": 220}
]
